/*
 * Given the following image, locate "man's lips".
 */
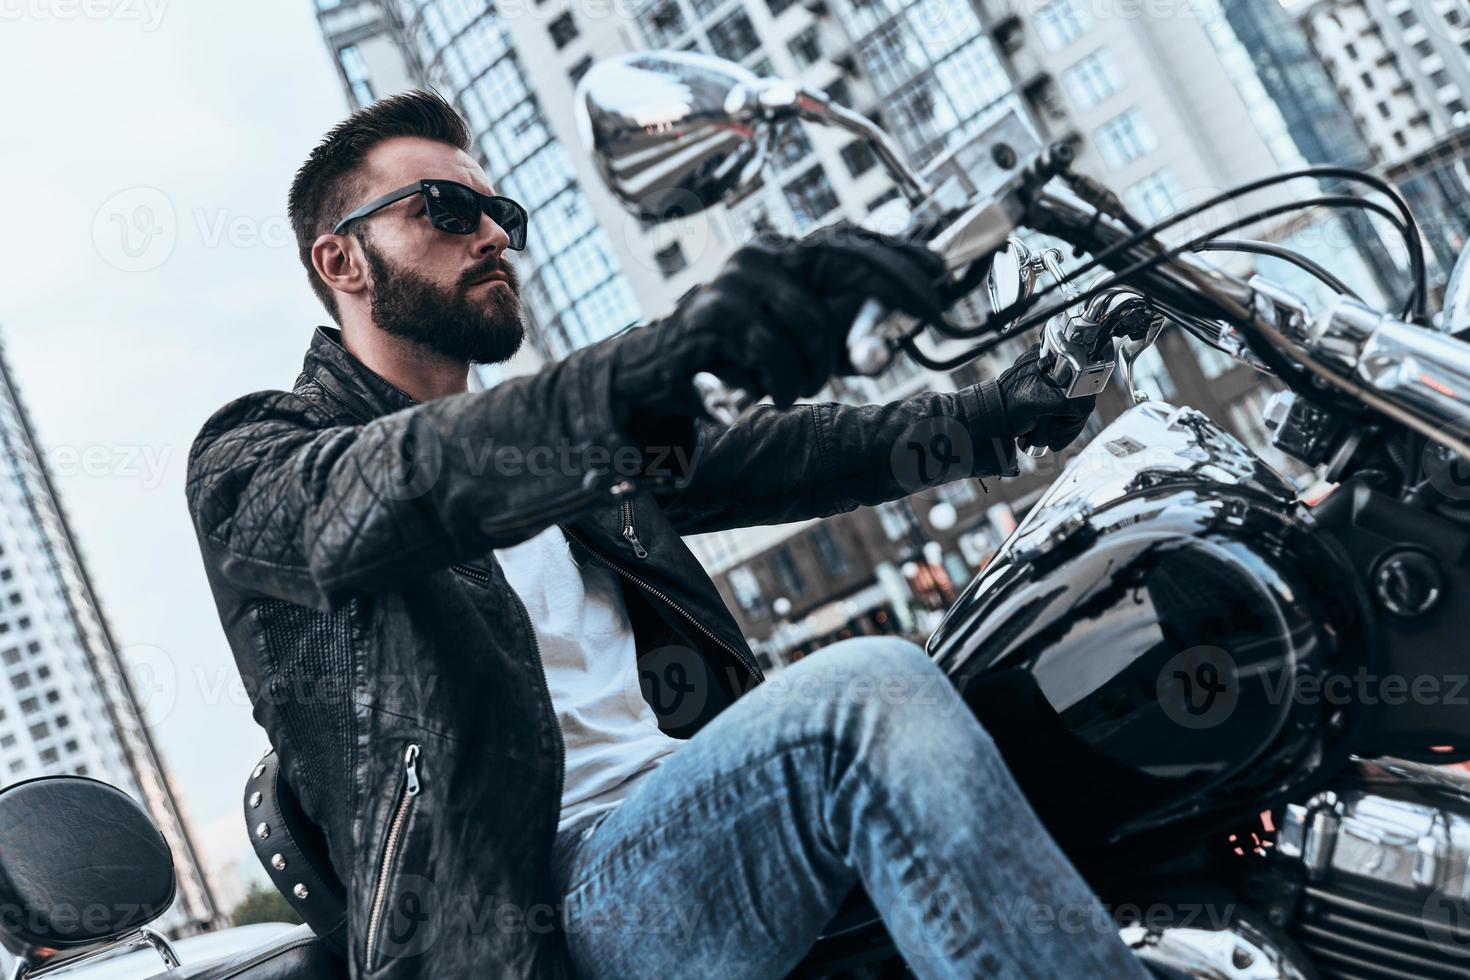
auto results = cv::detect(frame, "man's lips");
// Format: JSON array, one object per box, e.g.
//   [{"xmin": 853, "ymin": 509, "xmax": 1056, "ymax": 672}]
[{"xmin": 466, "ymin": 271, "xmax": 508, "ymax": 287}]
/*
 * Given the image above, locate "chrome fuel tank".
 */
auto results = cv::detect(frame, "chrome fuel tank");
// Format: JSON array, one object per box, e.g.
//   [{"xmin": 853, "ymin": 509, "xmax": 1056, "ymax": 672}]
[{"xmin": 929, "ymin": 402, "xmax": 1371, "ymax": 856}]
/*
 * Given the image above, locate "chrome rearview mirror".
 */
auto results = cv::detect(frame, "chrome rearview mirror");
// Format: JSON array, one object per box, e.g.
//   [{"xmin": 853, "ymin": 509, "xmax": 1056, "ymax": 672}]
[
  {"xmin": 575, "ymin": 50, "xmax": 931, "ymax": 221},
  {"xmin": 985, "ymin": 238, "xmax": 1038, "ymax": 315},
  {"xmin": 574, "ymin": 51, "xmax": 768, "ymax": 221}
]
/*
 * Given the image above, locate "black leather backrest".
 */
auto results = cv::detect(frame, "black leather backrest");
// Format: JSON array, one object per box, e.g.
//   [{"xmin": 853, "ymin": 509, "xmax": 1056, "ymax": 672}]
[
  {"xmin": 0, "ymin": 776, "xmax": 175, "ymax": 955},
  {"xmin": 243, "ymin": 752, "xmax": 347, "ymax": 956}
]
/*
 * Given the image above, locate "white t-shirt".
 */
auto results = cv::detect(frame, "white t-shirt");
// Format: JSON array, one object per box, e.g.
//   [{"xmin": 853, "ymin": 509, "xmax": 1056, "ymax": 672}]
[{"xmin": 494, "ymin": 525, "xmax": 682, "ymax": 831}]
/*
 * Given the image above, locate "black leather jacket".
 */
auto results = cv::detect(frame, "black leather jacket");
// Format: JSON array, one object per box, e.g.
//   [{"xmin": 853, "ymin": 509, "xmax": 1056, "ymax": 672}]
[{"xmin": 186, "ymin": 326, "xmax": 1018, "ymax": 979}]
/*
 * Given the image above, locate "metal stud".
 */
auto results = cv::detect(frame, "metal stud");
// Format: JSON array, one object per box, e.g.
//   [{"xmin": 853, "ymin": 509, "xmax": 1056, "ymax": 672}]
[
  {"xmin": 252, "ymin": 764, "xmax": 265, "ymax": 780},
  {"xmin": 249, "ymin": 791, "xmax": 262, "ymax": 808},
  {"xmin": 255, "ymin": 822, "xmax": 270, "ymax": 840},
  {"xmin": 293, "ymin": 883, "xmax": 309, "ymax": 900},
  {"xmin": 271, "ymin": 853, "xmax": 286, "ymax": 871}
]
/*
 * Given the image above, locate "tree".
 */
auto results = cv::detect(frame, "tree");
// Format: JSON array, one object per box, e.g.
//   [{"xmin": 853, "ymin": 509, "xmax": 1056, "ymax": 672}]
[{"xmin": 230, "ymin": 881, "xmax": 303, "ymax": 927}]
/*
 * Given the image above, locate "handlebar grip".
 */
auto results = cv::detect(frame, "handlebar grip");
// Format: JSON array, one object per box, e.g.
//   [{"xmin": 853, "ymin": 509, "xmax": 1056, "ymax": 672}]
[
  {"xmin": 692, "ymin": 373, "xmax": 753, "ymax": 427},
  {"xmin": 1016, "ymin": 421, "xmax": 1056, "ymax": 458},
  {"xmin": 846, "ymin": 298, "xmax": 892, "ymax": 376}
]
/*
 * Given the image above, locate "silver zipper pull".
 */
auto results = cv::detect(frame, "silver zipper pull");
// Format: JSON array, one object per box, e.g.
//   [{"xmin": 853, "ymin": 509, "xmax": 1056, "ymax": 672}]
[
  {"xmin": 403, "ymin": 743, "xmax": 421, "ymax": 796},
  {"xmin": 622, "ymin": 523, "xmax": 649, "ymax": 559}
]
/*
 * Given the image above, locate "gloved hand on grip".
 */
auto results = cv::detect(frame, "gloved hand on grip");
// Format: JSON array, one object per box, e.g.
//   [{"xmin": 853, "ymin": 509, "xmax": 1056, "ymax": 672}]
[
  {"xmin": 996, "ymin": 344, "xmax": 1097, "ymax": 452},
  {"xmin": 608, "ymin": 225, "xmax": 948, "ymax": 419}
]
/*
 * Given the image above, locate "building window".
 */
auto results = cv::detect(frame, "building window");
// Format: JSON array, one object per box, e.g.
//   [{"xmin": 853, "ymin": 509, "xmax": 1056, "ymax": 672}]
[
  {"xmin": 825, "ymin": 78, "xmax": 851, "ymax": 108},
  {"xmin": 868, "ymin": 187, "xmax": 900, "ymax": 212},
  {"xmin": 0, "ymin": 648, "xmax": 17, "ymax": 666},
  {"xmin": 729, "ymin": 566, "xmax": 763, "ymax": 613},
  {"xmin": 10, "ymin": 672, "xmax": 28, "ymax": 690},
  {"xmin": 549, "ymin": 12, "xmax": 579, "ymax": 49},
  {"xmin": 810, "ymin": 525, "xmax": 851, "ymax": 575},
  {"xmin": 1126, "ymin": 169, "xmax": 1182, "ymax": 223},
  {"xmin": 783, "ymin": 165, "xmax": 839, "ymax": 231},
  {"xmin": 767, "ymin": 0, "xmax": 799, "ymax": 14},
  {"xmin": 38, "ymin": 747, "xmax": 58, "ymax": 765},
  {"xmin": 1034, "ymin": 0, "xmax": 1090, "ymax": 52},
  {"xmin": 19, "ymin": 697, "xmax": 37, "ymax": 715},
  {"xmin": 569, "ymin": 56, "xmax": 593, "ymax": 86},
  {"xmin": 877, "ymin": 500, "xmax": 912, "ymax": 541},
  {"xmin": 1063, "ymin": 49, "xmax": 1121, "ymax": 111},
  {"xmin": 937, "ymin": 478, "xmax": 979, "ymax": 508},
  {"xmin": 654, "ymin": 241, "xmax": 687, "ymax": 278},
  {"xmin": 338, "ymin": 45, "xmax": 374, "ymax": 107},
  {"xmin": 640, "ymin": 0, "xmax": 687, "ymax": 46},
  {"xmin": 772, "ymin": 122, "xmax": 814, "ymax": 171},
  {"xmin": 770, "ymin": 547, "xmax": 806, "ymax": 597},
  {"xmin": 788, "ymin": 25, "xmax": 823, "ymax": 67},
  {"xmin": 28, "ymin": 722, "xmax": 47, "ymax": 740},
  {"xmin": 0, "ymin": 734, "xmax": 13, "ymax": 749},
  {"xmin": 708, "ymin": 10, "xmax": 761, "ymax": 61},
  {"xmin": 1094, "ymin": 109, "xmax": 1158, "ymax": 170},
  {"xmin": 840, "ymin": 140, "xmax": 878, "ymax": 178}
]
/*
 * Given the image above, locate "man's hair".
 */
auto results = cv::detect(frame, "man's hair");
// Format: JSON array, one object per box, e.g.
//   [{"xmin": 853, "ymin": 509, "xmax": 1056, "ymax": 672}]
[{"xmin": 287, "ymin": 89, "xmax": 472, "ymax": 322}]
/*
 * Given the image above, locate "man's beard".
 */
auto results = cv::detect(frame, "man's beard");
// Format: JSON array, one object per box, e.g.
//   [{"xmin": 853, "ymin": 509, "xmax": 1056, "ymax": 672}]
[{"xmin": 361, "ymin": 235, "xmax": 526, "ymax": 365}]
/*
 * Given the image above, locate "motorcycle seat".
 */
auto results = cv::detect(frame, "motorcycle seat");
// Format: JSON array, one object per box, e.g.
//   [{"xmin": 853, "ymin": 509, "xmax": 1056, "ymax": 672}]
[{"xmin": 146, "ymin": 925, "xmax": 345, "ymax": 980}]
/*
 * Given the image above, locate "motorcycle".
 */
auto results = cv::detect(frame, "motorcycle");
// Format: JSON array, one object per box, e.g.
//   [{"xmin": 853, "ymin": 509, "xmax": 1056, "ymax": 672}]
[{"xmin": 5, "ymin": 50, "xmax": 1470, "ymax": 980}]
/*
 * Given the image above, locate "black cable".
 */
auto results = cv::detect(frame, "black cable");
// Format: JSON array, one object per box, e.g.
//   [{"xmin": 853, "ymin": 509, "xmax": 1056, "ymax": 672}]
[
  {"xmin": 904, "ymin": 196, "xmax": 1404, "ymax": 412},
  {"xmin": 1192, "ymin": 239, "xmax": 1362, "ymax": 301},
  {"xmin": 980, "ymin": 165, "xmax": 1425, "ymax": 334},
  {"xmin": 997, "ymin": 195, "xmax": 1405, "ymax": 342}
]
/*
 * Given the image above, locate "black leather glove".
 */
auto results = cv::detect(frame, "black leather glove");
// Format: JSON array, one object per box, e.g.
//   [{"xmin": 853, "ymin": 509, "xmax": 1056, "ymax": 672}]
[
  {"xmin": 996, "ymin": 344, "xmax": 1097, "ymax": 452},
  {"xmin": 609, "ymin": 226, "xmax": 947, "ymax": 417}
]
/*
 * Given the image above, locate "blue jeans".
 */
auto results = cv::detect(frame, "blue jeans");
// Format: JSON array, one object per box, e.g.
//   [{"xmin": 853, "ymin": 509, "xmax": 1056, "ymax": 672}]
[{"xmin": 548, "ymin": 637, "xmax": 1150, "ymax": 979}]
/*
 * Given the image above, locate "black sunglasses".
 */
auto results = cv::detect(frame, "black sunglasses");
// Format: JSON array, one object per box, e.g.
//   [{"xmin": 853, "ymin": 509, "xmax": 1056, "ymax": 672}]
[{"xmin": 332, "ymin": 179, "xmax": 528, "ymax": 249}]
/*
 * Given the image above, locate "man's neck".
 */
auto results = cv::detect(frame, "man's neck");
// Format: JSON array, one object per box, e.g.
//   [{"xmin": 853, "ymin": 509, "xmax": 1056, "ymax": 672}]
[{"xmin": 340, "ymin": 324, "xmax": 470, "ymax": 403}]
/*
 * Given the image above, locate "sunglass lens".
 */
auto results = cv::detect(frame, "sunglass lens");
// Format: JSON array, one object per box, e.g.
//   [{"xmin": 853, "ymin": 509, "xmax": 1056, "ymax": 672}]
[
  {"xmin": 487, "ymin": 198, "xmax": 528, "ymax": 250},
  {"xmin": 426, "ymin": 182, "xmax": 481, "ymax": 235}
]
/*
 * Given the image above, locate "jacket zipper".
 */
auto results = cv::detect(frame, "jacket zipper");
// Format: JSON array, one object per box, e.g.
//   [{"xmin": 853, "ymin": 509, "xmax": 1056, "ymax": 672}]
[
  {"xmin": 364, "ymin": 743, "xmax": 421, "ymax": 972},
  {"xmin": 621, "ymin": 499, "xmax": 648, "ymax": 559},
  {"xmin": 450, "ymin": 563, "xmax": 490, "ymax": 585},
  {"xmin": 559, "ymin": 524, "xmax": 763, "ymax": 685}
]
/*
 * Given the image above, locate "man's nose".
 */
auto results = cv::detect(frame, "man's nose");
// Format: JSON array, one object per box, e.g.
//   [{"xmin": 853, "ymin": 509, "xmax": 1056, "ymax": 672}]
[{"xmin": 470, "ymin": 213, "xmax": 510, "ymax": 257}]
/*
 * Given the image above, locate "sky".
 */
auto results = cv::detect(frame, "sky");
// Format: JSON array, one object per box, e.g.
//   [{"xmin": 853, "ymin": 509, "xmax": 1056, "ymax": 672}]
[{"xmin": 0, "ymin": 0, "xmax": 355, "ymax": 893}]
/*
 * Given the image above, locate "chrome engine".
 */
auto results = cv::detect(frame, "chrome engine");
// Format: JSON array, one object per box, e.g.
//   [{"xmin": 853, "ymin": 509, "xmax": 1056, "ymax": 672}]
[
  {"xmin": 1277, "ymin": 759, "xmax": 1470, "ymax": 979},
  {"xmin": 1119, "ymin": 760, "xmax": 1470, "ymax": 979}
]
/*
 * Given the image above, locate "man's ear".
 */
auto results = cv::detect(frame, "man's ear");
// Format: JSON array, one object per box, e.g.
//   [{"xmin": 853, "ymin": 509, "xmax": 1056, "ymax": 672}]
[{"xmin": 311, "ymin": 234, "xmax": 369, "ymax": 298}]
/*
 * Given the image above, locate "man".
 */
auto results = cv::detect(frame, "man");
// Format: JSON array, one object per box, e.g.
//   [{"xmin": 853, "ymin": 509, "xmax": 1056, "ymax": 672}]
[{"xmin": 187, "ymin": 90, "xmax": 1141, "ymax": 979}]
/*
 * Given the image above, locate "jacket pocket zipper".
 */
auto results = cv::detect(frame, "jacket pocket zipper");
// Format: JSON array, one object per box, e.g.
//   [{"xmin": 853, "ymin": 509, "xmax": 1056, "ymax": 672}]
[
  {"xmin": 478, "ymin": 478, "xmax": 634, "ymax": 539},
  {"xmin": 621, "ymin": 499, "xmax": 648, "ymax": 559},
  {"xmin": 450, "ymin": 563, "xmax": 491, "ymax": 586},
  {"xmin": 365, "ymin": 742, "xmax": 421, "ymax": 972}
]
